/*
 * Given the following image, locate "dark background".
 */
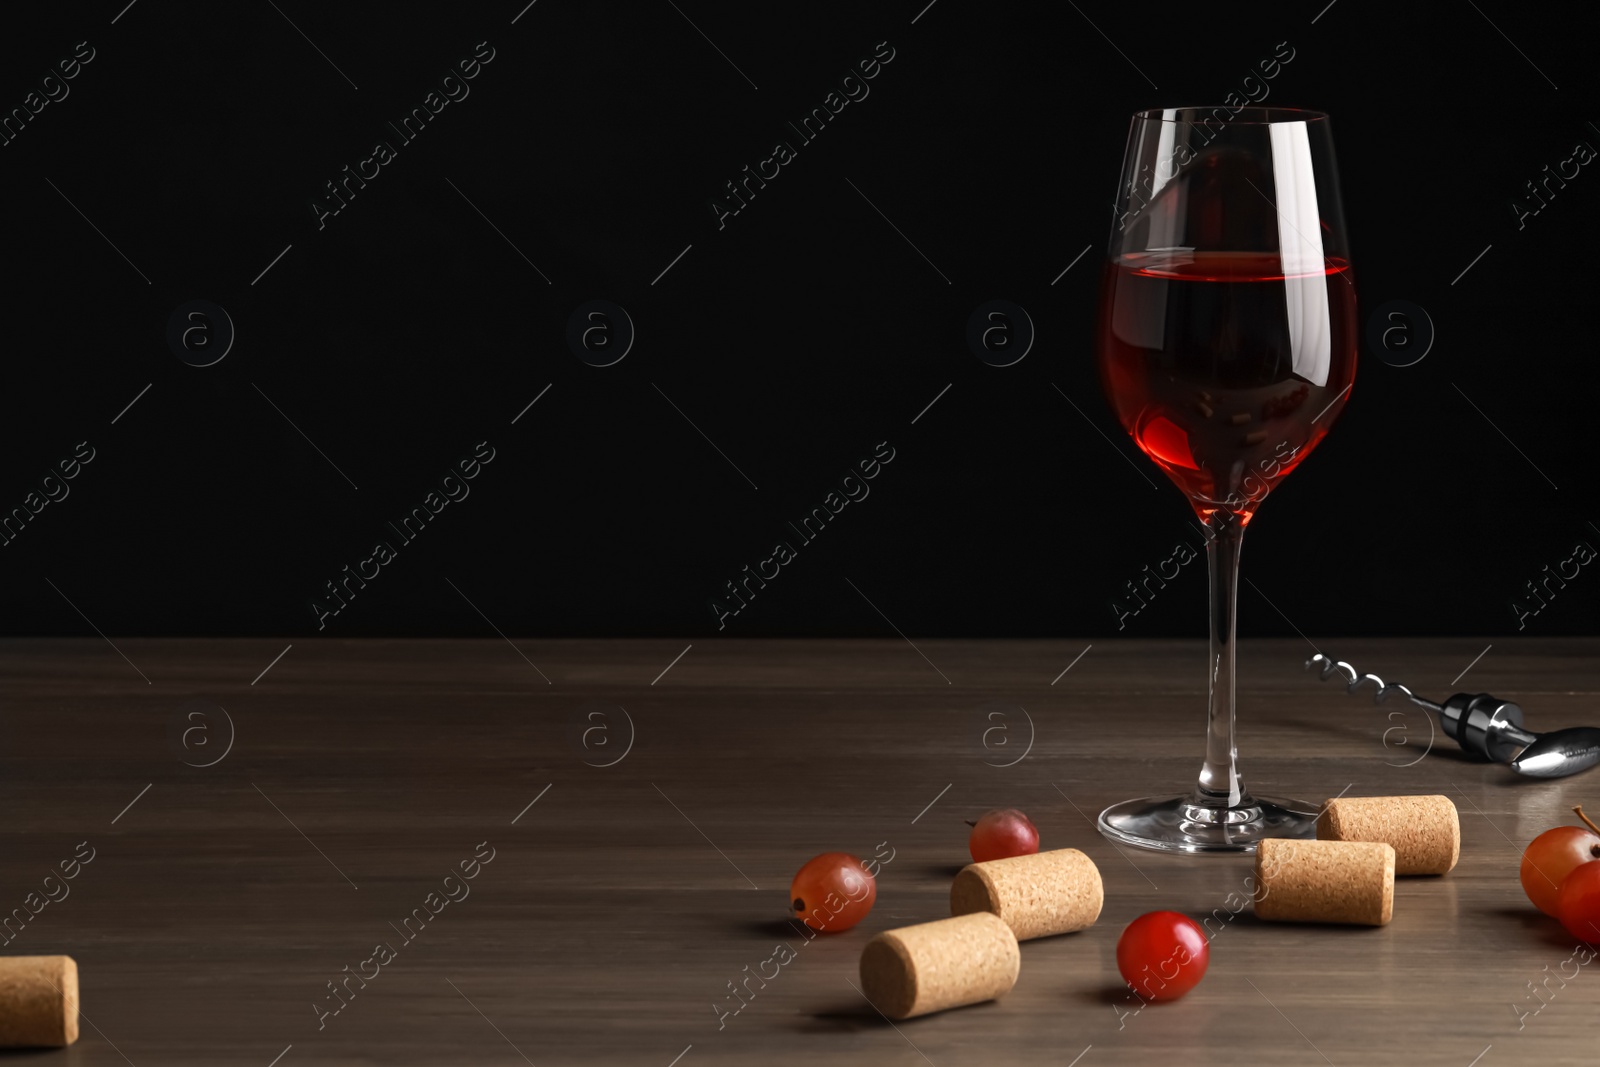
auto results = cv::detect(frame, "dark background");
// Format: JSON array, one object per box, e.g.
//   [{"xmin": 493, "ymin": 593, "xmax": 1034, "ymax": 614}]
[{"xmin": 1, "ymin": 0, "xmax": 1594, "ymax": 639}]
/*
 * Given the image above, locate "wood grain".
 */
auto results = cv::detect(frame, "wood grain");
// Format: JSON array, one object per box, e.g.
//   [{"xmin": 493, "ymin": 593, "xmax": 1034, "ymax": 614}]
[{"xmin": 3, "ymin": 636, "xmax": 1598, "ymax": 1065}]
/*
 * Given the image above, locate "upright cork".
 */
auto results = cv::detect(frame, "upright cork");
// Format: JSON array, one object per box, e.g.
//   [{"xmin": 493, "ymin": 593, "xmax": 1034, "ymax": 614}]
[
  {"xmin": 1254, "ymin": 838, "xmax": 1394, "ymax": 926},
  {"xmin": 858, "ymin": 912, "xmax": 1020, "ymax": 1020},
  {"xmin": 950, "ymin": 848, "xmax": 1103, "ymax": 940},
  {"xmin": 1316, "ymin": 794, "xmax": 1460, "ymax": 875},
  {"xmin": 0, "ymin": 956, "xmax": 79, "ymax": 1047}
]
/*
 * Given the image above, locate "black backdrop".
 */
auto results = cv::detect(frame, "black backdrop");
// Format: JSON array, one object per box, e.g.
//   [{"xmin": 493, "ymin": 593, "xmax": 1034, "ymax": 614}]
[{"xmin": 1, "ymin": 0, "xmax": 1595, "ymax": 639}]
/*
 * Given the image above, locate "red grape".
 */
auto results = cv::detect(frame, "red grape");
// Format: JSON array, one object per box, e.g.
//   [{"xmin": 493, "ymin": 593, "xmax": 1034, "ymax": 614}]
[
  {"xmin": 790, "ymin": 852, "xmax": 875, "ymax": 932},
  {"xmin": 967, "ymin": 808, "xmax": 1040, "ymax": 864},
  {"xmin": 1116, "ymin": 911, "xmax": 1209, "ymax": 1001},
  {"xmin": 1522, "ymin": 821, "xmax": 1600, "ymax": 917},
  {"xmin": 1558, "ymin": 861, "xmax": 1600, "ymax": 942}
]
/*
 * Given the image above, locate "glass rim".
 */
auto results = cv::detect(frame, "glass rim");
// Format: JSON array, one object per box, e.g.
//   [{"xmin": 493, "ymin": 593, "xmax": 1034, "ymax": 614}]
[{"xmin": 1132, "ymin": 106, "xmax": 1330, "ymax": 125}]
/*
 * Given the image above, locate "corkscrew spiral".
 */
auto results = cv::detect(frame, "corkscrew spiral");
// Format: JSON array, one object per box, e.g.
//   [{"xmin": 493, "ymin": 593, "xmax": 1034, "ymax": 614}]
[{"xmin": 1304, "ymin": 653, "xmax": 1443, "ymax": 712}]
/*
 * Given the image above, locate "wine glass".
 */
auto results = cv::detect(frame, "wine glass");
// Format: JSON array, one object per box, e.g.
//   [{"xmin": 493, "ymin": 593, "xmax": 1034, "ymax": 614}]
[{"xmin": 1094, "ymin": 106, "xmax": 1357, "ymax": 853}]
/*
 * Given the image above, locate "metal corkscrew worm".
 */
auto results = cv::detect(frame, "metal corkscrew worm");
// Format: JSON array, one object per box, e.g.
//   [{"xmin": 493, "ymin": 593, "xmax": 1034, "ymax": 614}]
[{"xmin": 1306, "ymin": 654, "xmax": 1600, "ymax": 779}]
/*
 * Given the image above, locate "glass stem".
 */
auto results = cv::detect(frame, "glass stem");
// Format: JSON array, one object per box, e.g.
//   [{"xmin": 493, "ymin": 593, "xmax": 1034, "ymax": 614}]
[{"xmin": 1196, "ymin": 509, "xmax": 1246, "ymax": 807}]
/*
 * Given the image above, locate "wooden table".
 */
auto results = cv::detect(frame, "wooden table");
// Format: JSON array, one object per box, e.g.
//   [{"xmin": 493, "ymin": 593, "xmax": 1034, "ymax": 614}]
[{"xmin": 6, "ymin": 637, "xmax": 1599, "ymax": 1065}]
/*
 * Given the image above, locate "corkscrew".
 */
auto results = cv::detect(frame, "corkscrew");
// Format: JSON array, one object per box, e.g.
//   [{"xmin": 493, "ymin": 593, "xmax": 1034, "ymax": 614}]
[{"xmin": 1305, "ymin": 654, "xmax": 1600, "ymax": 778}]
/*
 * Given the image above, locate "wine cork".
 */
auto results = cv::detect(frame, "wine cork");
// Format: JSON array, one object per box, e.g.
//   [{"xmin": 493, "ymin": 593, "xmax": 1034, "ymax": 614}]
[
  {"xmin": 0, "ymin": 956, "xmax": 79, "ymax": 1047},
  {"xmin": 950, "ymin": 848, "xmax": 1103, "ymax": 940},
  {"xmin": 858, "ymin": 912, "xmax": 1019, "ymax": 1019},
  {"xmin": 1316, "ymin": 794, "xmax": 1460, "ymax": 875},
  {"xmin": 1253, "ymin": 837, "xmax": 1394, "ymax": 926}
]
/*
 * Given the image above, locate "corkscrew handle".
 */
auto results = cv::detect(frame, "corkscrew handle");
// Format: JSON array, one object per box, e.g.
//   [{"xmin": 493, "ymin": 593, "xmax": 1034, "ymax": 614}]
[{"xmin": 1511, "ymin": 728, "xmax": 1600, "ymax": 778}]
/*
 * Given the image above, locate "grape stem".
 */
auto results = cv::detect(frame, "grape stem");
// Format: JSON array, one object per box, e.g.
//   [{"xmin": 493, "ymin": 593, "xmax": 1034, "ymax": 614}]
[{"xmin": 1574, "ymin": 805, "xmax": 1600, "ymax": 836}]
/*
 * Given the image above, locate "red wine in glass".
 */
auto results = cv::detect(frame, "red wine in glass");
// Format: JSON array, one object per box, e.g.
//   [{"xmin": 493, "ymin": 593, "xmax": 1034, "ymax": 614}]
[
  {"xmin": 1099, "ymin": 250, "xmax": 1356, "ymax": 519},
  {"xmin": 1094, "ymin": 108, "xmax": 1358, "ymax": 852}
]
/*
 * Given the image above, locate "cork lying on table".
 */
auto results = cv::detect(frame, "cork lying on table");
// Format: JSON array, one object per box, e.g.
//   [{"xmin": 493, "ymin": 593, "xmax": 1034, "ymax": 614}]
[
  {"xmin": 949, "ymin": 847, "xmax": 1103, "ymax": 940},
  {"xmin": 1316, "ymin": 794, "xmax": 1460, "ymax": 875},
  {"xmin": 0, "ymin": 955, "xmax": 79, "ymax": 1047},
  {"xmin": 858, "ymin": 912, "xmax": 1020, "ymax": 1020},
  {"xmin": 1254, "ymin": 837, "xmax": 1395, "ymax": 926}
]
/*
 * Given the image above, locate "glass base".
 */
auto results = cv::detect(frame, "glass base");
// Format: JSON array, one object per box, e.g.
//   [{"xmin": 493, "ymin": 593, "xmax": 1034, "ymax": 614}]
[{"xmin": 1097, "ymin": 793, "xmax": 1319, "ymax": 854}]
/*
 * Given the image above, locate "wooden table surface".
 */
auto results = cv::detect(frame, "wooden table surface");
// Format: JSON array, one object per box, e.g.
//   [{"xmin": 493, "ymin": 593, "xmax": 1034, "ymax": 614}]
[{"xmin": 6, "ymin": 636, "xmax": 1600, "ymax": 1066}]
